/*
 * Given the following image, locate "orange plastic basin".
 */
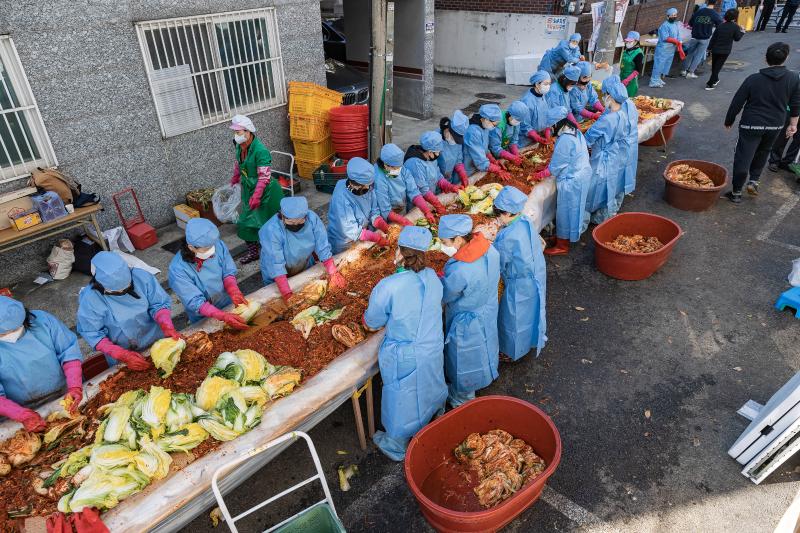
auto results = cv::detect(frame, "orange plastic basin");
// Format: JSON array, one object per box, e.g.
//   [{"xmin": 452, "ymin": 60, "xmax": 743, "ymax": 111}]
[
  {"xmin": 663, "ymin": 159, "xmax": 728, "ymax": 212},
  {"xmin": 640, "ymin": 114, "xmax": 681, "ymax": 146},
  {"xmin": 592, "ymin": 212, "xmax": 683, "ymax": 281},
  {"xmin": 404, "ymin": 396, "xmax": 561, "ymax": 533}
]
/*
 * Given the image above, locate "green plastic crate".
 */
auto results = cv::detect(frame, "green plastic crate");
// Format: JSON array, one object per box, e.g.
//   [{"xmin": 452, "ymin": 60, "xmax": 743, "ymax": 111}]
[
  {"xmin": 273, "ymin": 502, "xmax": 345, "ymax": 533},
  {"xmin": 313, "ymin": 164, "xmax": 348, "ymax": 194}
]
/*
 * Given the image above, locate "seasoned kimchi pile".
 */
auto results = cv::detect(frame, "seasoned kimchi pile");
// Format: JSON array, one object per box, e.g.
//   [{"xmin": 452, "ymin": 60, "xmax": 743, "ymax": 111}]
[
  {"xmin": 605, "ymin": 234, "xmax": 665, "ymax": 254},
  {"xmin": 666, "ymin": 164, "xmax": 715, "ymax": 189},
  {"xmin": 633, "ymin": 95, "xmax": 673, "ymax": 123}
]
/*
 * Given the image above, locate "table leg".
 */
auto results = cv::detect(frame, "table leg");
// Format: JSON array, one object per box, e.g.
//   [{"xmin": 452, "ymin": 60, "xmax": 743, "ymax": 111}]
[
  {"xmin": 365, "ymin": 377, "xmax": 375, "ymax": 438},
  {"xmin": 660, "ymin": 128, "xmax": 668, "ymax": 153},
  {"xmin": 90, "ymin": 214, "xmax": 108, "ymax": 250},
  {"xmin": 351, "ymin": 393, "xmax": 367, "ymax": 451}
]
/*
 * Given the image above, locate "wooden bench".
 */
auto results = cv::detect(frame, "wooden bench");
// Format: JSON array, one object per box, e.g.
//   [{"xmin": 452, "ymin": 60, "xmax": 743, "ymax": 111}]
[{"xmin": 0, "ymin": 203, "xmax": 107, "ymax": 254}]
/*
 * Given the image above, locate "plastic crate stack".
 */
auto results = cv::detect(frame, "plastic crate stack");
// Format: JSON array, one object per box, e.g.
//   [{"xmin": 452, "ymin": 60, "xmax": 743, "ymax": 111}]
[{"xmin": 288, "ymin": 81, "xmax": 343, "ymax": 179}]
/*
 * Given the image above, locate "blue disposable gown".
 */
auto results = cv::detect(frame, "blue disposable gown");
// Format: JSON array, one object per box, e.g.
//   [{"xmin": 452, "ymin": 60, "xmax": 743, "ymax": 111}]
[
  {"xmin": 652, "ymin": 21, "xmax": 680, "ymax": 82},
  {"xmin": 259, "ymin": 210, "xmax": 332, "ymax": 284},
  {"xmin": 585, "ymin": 110, "xmax": 626, "ymax": 222},
  {"xmin": 438, "ymin": 143, "xmax": 465, "ymax": 185},
  {"xmin": 78, "ymin": 268, "xmax": 171, "ymax": 367},
  {"xmin": 520, "ymin": 89, "xmax": 551, "ymax": 140},
  {"xmin": 403, "ymin": 156, "xmax": 442, "ymax": 198},
  {"xmin": 364, "ymin": 268, "xmax": 447, "ymax": 441},
  {"xmin": 0, "ymin": 310, "xmax": 82, "ymax": 406},
  {"xmin": 495, "ymin": 215, "xmax": 547, "ymax": 359},
  {"xmin": 619, "ymin": 99, "xmax": 640, "ymax": 195},
  {"xmin": 548, "ymin": 130, "xmax": 593, "ymax": 241},
  {"xmin": 546, "ymin": 83, "xmax": 571, "ymax": 113},
  {"xmin": 374, "ymin": 164, "xmax": 420, "ymax": 220},
  {"xmin": 570, "ymin": 84, "xmax": 599, "ymax": 122},
  {"xmin": 442, "ymin": 241, "xmax": 500, "ymax": 403},
  {"xmin": 488, "ymin": 122, "xmax": 521, "ymax": 158},
  {"xmin": 538, "ymin": 41, "xmax": 581, "ymax": 76},
  {"xmin": 168, "ymin": 241, "xmax": 237, "ymax": 323},
  {"xmin": 463, "ymin": 124, "xmax": 491, "ymax": 174},
  {"xmin": 327, "ymin": 180, "xmax": 381, "ymax": 254}
]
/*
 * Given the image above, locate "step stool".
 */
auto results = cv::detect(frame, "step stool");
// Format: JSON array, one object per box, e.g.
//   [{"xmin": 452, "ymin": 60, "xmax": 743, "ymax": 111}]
[{"xmin": 775, "ymin": 286, "xmax": 800, "ymax": 319}]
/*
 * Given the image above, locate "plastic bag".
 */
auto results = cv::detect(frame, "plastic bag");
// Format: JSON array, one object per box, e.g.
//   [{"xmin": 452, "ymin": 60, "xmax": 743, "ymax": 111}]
[
  {"xmin": 212, "ymin": 184, "xmax": 241, "ymax": 224},
  {"xmin": 47, "ymin": 239, "xmax": 75, "ymax": 280},
  {"xmin": 790, "ymin": 258, "xmax": 800, "ymax": 287}
]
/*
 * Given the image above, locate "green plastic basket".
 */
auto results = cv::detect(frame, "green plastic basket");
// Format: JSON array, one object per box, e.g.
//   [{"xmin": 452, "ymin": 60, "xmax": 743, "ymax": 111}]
[
  {"xmin": 273, "ymin": 502, "xmax": 346, "ymax": 533},
  {"xmin": 313, "ymin": 164, "xmax": 348, "ymax": 194}
]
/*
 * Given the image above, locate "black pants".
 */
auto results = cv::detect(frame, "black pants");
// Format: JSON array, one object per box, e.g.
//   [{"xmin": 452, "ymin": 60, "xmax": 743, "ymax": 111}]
[
  {"xmin": 707, "ymin": 53, "xmax": 729, "ymax": 87},
  {"xmin": 732, "ymin": 128, "xmax": 782, "ymax": 191},
  {"xmin": 756, "ymin": 1, "xmax": 775, "ymax": 30},
  {"xmin": 770, "ymin": 117, "xmax": 800, "ymax": 165},
  {"xmin": 777, "ymin": 3, "xmax": 798, "ymax": 31}
]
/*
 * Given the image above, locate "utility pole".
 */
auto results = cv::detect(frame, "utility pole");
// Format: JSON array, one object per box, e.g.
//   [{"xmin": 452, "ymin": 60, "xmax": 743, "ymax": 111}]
[
  {"xmin": 369, "ymin": 0, "xmax": 387, "ymax": 161},
  {"xmin": 383, "ymin": 2, "xmax": 395, "ymax": 144},
  {"xmin": 593, "ymin": 0, "xmax": 619, "ymax": 69}
]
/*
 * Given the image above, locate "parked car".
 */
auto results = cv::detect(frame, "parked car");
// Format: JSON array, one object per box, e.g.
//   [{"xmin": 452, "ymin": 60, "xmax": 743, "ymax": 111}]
[
  {"xmin": 322, "ymin": 20, "xmax": 347, "ymax": 62},
  {"xmin": 325, "ymin": 58, "xmax": 369, "ymax": 105}
]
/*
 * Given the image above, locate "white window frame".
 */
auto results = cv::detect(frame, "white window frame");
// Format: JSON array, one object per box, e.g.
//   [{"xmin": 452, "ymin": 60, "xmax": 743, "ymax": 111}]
[
  {"xmin": 0, "ymin": 35, "xmax": 58, "ymax": 185},
  {"xmin": 135, "ymin": 8, "xmax": 287, "ymax": 139}
]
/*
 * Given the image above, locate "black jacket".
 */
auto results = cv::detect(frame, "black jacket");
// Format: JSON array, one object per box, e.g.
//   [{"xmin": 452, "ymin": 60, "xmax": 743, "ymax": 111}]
[
  {"xmin": 725, "ymin": 66, "xmax": 800, "ymax": 129},
  {"xmin": 708, "ymin": 21, "xmax": 744, "ymax": 55}
]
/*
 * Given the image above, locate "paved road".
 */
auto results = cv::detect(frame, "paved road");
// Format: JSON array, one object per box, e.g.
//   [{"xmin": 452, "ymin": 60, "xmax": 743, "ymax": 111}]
[{"xmin": 181, "ymin": 29, "xmax": 800, "ymax": 533}]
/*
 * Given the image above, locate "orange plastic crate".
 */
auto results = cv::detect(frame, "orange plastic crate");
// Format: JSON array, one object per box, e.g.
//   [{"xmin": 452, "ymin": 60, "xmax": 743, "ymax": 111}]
[
  {"xmin": 296, "ymin": 156, "xmax": 333, "ymax": 179},
  {"xmin": 288, "ymin": 82, "xmax": 343, "ymax": 119},
  {"xmin": 289, "ymin": 114, "xmax": 330, "ymax": 142},
  {"xmin": 293, "ymin": 137, "xmax": 334, "ymax": 162}
]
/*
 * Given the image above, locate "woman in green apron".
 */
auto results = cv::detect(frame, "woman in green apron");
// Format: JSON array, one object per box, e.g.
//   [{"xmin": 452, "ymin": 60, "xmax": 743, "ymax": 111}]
[
  {"xmin": 620, "ymin": 31, "xmax": 645, "ymax": 97},
  {"xmin": 229, "ymin": 114, "xmax": 283, "ymax": 263}
]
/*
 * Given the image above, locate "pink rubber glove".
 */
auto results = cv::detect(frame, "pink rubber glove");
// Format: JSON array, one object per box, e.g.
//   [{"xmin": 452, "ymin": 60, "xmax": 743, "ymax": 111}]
[
  {"xmin": 527, "ymin": 130, "xmax": 546, "ymax": 144},
  {"xmin": 154, "ymin": 308, "xmax": 180, "ymax": 340},
  {"xmin": 249, "ymin": 178, "xmax": 268, "ymax": 210},
  {"xmin": 0, "ymin": 396, "xmax": 46, "ymax": 431},
  {"xmin": 274, "ymin": 275, "xmax": 293, "ymax": 300},
  {"xmin": 454, "ymin": 163, "xmax": 469, "ymax": 187},
  {"xmin": 387, "ymin": 211, "xmax": 413, "ymax": 226},
  {"xmin": 499, "ymin": 150, "xmax": 522, "ymax": 165},
  {"xmin": 412, "ymin": 195, "xmax": 436, "ymax": 224},
  {"xmin": 96, "ymin": 338, "xmax": 152, "ymax": 371},
  {"xmin": 62, "ymin": 360, "xmax": 83, "ymax": 415},
  {"xmin": 509, "ymin": 144, "xmax": 520, "ymax": 156},
  {"xmin": 231, "ymin": 162, "xmax": 241, "ymax": 186},
  {"xmin": 360, "ymin": 229, "xmax": 389, "ymax": 247},
  {"xmin": 593, "ymin": 101, "xmax": 605, "ymax": 113},
  {"xmin": 488, "ymin": 163, "xmax": 512, "ymax": 182},
  {"xmin": 580, "ymin": 109, "xmax": 596, "ymax": 120},
  {"xmin": 423, "ymin": 191, "xmax": 446, "ymax": 215},
  {"xmin": 567, "ymin": 113, "xmax": 580, "ymax": 129},
  {"xmin": 223, "ymin": 275, "xmax": 247, "ymax": 306},
  {"xmin": 437, "ymin": 178, "xmax": 459, "ymax": 193},
  {"xmin": 372, "ymin": 216, "xmax": 390, "ymax": 232},
  {"xmin": 198, "ymin": 302, "xmax": 249, "ymax": 330},
  {"xmin": 323, "ymin": 258, "xmax": 347, "ymax": 289},
  {"xmin": 486, "ymin": 152, "xmax": 498, "ymax": 165},
  {"xmin": 532, "ymin": 168, "xmax": 551, "ymax": 181},
  {"xmin": 544, "ymin": 128, "xmax": 553, "ymax": 144},
  {"xmin": 622, "ymin": 71, "xmax": 639, "ymax": 86}
]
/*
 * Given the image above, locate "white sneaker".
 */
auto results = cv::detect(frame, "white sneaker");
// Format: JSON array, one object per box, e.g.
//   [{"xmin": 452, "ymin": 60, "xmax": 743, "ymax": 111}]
[
  {"xmin": 680, "ymin": 70, "xmax": 687, "ymax": 77},
  {"xmin": 686, "ymin": 72, "xmax": 698, "ymax": 79}
]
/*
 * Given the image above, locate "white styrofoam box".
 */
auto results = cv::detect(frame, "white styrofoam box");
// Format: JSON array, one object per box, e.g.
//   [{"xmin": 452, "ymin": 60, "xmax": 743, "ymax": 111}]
[{"xmin": 505, "ymin": 54, "xmax": 544, "ymax": 86}]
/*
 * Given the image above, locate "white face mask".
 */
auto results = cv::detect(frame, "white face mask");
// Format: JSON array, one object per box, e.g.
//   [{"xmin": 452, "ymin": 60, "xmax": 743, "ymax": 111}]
[
  {"xmin": 234, "ymin": 134, "xmax": 247, "ymax": 145},
  {"xmin": 604, "ymin": 95, "xmax": 614, "ymax": 107},
  {"xmin": 538, "ymin": 84, "xmax": 551, "ymax": 95},
  {"xmin": 569, "ymin": 43, "xmax": 579, "ymax": 49},
  {"xmin": 0, "ymin": 326, "xmax": 24, "ymax": 343},
  {"xmin": 387, "ymin": 167, "xmax": 402, "ymax": 176},
  {"xmin": 195, "ymin": 247, "xmax": 215, "ymax": 260},
  {"xmin": 566, "ymin": 85, "xmax": 575, "ymax": 92},
  {"xmin": 446, "ymin": 137, "xmax": 457, "ymax": 145},
  {"xmin": 441, "ymin": 245, "xmax": 458, "ymax": 257},
  {"xmin": 482, "ymin": 119, "xmax": 496, "ymax": 131},
  {"xmin": 625, "ymin": 41, "xmax": 636, "ymax": 49},
  {"xmin": 509, "ymin": 118, "xmax": 520, "ymax": 126}
]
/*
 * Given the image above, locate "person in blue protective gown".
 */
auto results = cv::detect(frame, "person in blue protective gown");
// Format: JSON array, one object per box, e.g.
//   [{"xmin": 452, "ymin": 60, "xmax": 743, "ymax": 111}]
[
  {"xmin": 328, "ymin": 157, "xmax": 392, "ymax": 253},
  {"xmin": 532, "ymin": 117, "xmax": 593, "ymax": 256},
  {"xmin": 546, "ymin": 64, "xmax": 582, "ymax": 128},
  {"xmin": 538, "ymin": 33, "xmax": 583, "ymax": 77},
  {"xmin": 493, "ymin": 186, "xmax": 547, "ymax": 360},
  {"xmin": 374, "ymin": 143, "xmax": 418, "ymax": 227},
  {"xmin": 650, "ymin": 8, "xmax": 686, "ymax": 88},
  {"xmin": 364, "ymin": 226, "xmax": 447, "ymax": 461},
  {"xmin": 606, "ymin": 76, "xmax": 639, "ymax": 206},
  {"xmin": 401, "ymin": 131, "xmax": 452, "ymax": 222},
  {"xmin": 168, "ymin": 218, "xmax": 249, "ymax": 329},
  {"xmin": 438, "ymin": 110, "xmax": 471, "ymax": 188},
  {"xmin": 521, "ymin": 71, "xmax": 570, "ymax": 146},
  {"xmin": 0, "ymin": 296, "xmax": 83, "ymax": 431},
  {"xmin": 78, "ymin": 251, "xmax": 180, "ymax": 371},
  {"xmin": 584, "ymin": 78, "xmax": 628, "ymax": 225},
  {"xmin": 438, "ymin": 215, "xmax": 500, "ymax": 408},
  {"xmin": 463, "ymin": 104, "xmax": 512, "ymax": 180},
  {"xmin": 571, "ymin": 61, "xmax": 605, "ymax": 122},
  {"xmin": 259, "ymin": 196, "xmax": 347, "ymax": 301},
  {"xmin": 488, "ymin": 101, "xmax": 528, "ymax": 166}
]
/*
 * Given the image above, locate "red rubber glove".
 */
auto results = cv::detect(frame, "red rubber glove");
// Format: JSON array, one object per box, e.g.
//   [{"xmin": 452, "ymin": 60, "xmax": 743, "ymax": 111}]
[
  {"xmin": 499, "ymin": 150, "xmax": 522, "ymax": 165},
  {"xmin": 323, "ymin": 258, "xmax": 347, "ymax": 289},
  {"xmin": 622, "ymin": 70, "xmax": 639, "ymax": 86},
  {"xmin": 454, "ymin": 163, "xmax": 470, "ymax": 188},
  {"xmin": 488, "ymin": 163, "xmax": 512, "ymax": 181},
  {"xmin": 372, "ymin": 216, "xmax": 390, "ymax": 232},
  {"xmin": 96, "ymin": 338, "xmax": 152, "ymax": 371},
  {"xmin": 527, "ymin": 130, "xmax": 546, "ymax": 144},
  {"xmin": 154, "ymin": 308, "xmax": 180, "ymax": 340},
  {"xmin": 62, "ymin": 360, "xmax": 83, "ymax": 414},
  {"xmin": 487, "ymin": 152, "xmax": 498, "ymax": 165},
  {"xmin": 532, "ymin": 168, "xmax": 551, "ymax": 181},
  {"xmin": 567, "ymin": 113, "xmax": 580, "ymax": 129},
  {"xmin": 387, "ymin": 211, "xmax": 412, "ymax": 226},
  {"xmin": 0, "ymin": 396, "xmax": 47, "ymax": 431},
  {"xmin": 412, "ymin": 195, "xmax": 436, "ymax": 224},
  {"xmin": 248, "ymin": 175, "xmax": 269, "ymax": 210},
  {"xmin": 509, "ymin": 144, "xmax": 520, "ymax": 156},
  {"xmin": 231, "ymin": 162, "xmax": 241, "ymax": 186},
  {"xmin": 198, "ymin": 302, "xmax": 249, "ymax": 330},
  {"xmin": 423, "ymin": 191, "xmax": 446, "ymax": 215},
  {"xmin": 274, "ymin": 275, "xmax": 293, "ymax": 300},
  {"xmin": 544, "ymin": 128, "xmax": 553, "ymax": 144},
  {"xmin": 437, "ymin": 178, "xmax": 459, "ymax": 193},
  {"xmin": 71, "ymin": 508, "xmax": 109, "ymax": 533},
  {"xmin": 360, "ymin": 229, "xmax": 389, "ymax": 248}
]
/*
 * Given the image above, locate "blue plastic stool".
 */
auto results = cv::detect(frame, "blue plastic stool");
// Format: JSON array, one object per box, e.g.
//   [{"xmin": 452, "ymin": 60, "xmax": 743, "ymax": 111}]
[{"xmin": 775, "ymin": 287, "xmax": 800, "ymax": 318}]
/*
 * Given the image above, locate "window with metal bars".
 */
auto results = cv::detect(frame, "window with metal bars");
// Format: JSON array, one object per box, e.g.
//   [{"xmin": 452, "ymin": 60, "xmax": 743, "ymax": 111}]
[
  {"xmin": 0, "ymin": 36, "xmax": 57, "ymax": 185},
  {"xmin": 135, "ymin": 8, "xmax": 287, "ymax": 139}
]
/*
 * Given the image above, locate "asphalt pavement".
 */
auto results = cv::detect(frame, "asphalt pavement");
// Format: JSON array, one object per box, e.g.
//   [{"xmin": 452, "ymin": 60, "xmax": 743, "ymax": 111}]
[{"xmin": 180, "ymin": 29, "xmax": 800, "ymax": 533}]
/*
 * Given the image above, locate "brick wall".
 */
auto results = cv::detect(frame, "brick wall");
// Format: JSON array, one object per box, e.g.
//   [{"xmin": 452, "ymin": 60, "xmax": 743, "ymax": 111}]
[
  {"xmin": 435, "ymin": 0, "xmax": 556, "ymax": 15},
  {"xmin": 575, "ymin": 0, "xmax": 689, "ymax": 45}
]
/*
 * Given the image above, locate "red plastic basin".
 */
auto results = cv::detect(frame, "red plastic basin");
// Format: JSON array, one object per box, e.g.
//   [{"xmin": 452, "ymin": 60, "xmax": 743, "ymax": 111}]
[
  {"xmin": 663, "ymin": 159, "xmax": 728, "ymax": 212},
  {"xmin": 330, "ymin": 104, "xmax": 368, "ymax": 118},
  {"xmin": 336, "ymin": 149, "xmax": 368, "ymax": 159},
  {"xmin": 405, "ymin": 396, "xmax": 561, "ymax": 533},
  {"xmin": 640, "ymin": 114, "xmax": 681, "ymax": 147},
  {"xmin": 592, "ymin": 212, "xmax": 683, "ymax": 280}
]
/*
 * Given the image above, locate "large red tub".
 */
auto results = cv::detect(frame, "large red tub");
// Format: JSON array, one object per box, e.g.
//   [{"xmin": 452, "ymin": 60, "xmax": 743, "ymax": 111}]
[
  {"xmin": 592, "ymin": 212, "xmax": 682, "ymax": 281},
  {"xmin": 404, "ymin": 396, "xmax": 561, "ymax": 533}
]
